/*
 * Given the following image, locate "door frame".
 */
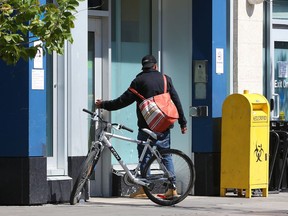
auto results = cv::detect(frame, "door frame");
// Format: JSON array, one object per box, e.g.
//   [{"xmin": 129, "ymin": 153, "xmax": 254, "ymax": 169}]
[
  {"xmin": 88, "ymin": 10, "xmax": 112, "ymax": 197},
  {"xmin": 47, "ymin": 52, "xmax": 67, "ymax": 176}
]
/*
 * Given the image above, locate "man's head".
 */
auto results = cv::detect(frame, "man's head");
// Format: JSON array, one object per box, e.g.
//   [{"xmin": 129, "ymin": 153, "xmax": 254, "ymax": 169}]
[{"xmin": 142, "ymin": 55, "xmax": 157, "ymax": 69}]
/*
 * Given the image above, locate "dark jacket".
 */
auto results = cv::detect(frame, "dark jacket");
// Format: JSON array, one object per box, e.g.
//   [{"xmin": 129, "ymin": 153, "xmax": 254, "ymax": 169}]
[{"xmin": 101, "ymin": 69, "xmax": 187, "ymax": 130}]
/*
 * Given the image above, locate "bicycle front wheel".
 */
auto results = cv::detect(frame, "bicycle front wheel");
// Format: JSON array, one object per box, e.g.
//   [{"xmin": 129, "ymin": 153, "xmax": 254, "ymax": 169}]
[
  {"xmin": 142, "ymin": 149, "xmax": 195, "ymax": 206},
  {"xmin": 69, "ymin": 145, "xmax": 101, "ymax": 205}
]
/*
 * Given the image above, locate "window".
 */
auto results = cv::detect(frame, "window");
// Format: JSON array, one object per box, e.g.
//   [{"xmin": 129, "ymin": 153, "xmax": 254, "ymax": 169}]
[
  {"xmin": 273, "ymin": 0, "xmax": 288, "ymax": 20},
  {"xmin": 88, "ymin": 0, "xmax": 109, "ymax": 10}
]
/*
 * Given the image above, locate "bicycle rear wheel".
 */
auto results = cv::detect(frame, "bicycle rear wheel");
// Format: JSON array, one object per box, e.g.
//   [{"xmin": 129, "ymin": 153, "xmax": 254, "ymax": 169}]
[
  {"xmin": 142, "ymin": 149, "xmax": 195, "ymax": 206},
  {"xmin": 69, "ymin": 143, "xmax": 101, "ymax": 205}
]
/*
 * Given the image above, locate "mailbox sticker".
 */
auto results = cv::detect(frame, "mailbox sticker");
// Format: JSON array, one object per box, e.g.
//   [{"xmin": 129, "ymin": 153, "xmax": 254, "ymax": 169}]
[
  {"xmin": 253, "ymin": 116, "xmax": 267, "ymax": 121},
  {"xmin": 254, "ymin": 142, "xmax": 264, "ymax": 162}
]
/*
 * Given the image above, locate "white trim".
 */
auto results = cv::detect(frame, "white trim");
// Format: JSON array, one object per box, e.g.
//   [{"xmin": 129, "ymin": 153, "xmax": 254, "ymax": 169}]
[
  {"xmin": 88, "ymin": 10, "xmax": 109, "ymax": 17},
  {"xmin": 47, "ymin": 176, "xmax": 72, "ymax": 181},
  {"xmin": 68, "ymin": 0, "xmax": 89, "ymax": 157},
  {"xmin": 272, "ymin": 19, "xmax": 288, "ymax": 26},
  {"xmin": 230, "ymin": 0, "xmax": 233, "ymax": 94},
  {"xmin": 158, "ymin": 0, "xmax": 162, "ymax": 70},
  {"xmin": 113, "ymin": 164, "xmax": 137, "ymax": 171}
]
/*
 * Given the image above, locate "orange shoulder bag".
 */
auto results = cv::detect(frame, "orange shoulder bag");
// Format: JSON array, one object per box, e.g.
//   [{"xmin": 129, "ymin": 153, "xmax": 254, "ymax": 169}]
[{"xmin": 129, "ymin": 75, "xmax": 179, "ymax": 132}]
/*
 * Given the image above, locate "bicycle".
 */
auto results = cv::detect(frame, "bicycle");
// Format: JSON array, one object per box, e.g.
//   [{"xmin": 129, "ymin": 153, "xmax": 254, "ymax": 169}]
[{"xmin": 70, "ymin": 108, "xmax": 195, "ymax": 206}]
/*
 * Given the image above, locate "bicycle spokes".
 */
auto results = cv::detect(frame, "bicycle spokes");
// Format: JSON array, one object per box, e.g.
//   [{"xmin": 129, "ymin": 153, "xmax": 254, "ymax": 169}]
[{"xmin": 142, "ymin": 149, "xmax": 195, "ymax": 206}]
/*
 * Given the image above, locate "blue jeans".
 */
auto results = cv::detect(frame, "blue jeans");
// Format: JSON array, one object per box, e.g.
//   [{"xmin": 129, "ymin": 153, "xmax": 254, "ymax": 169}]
[{"xmin": 137, "ymin": 129, "xmax": 176, "ymax": 186}]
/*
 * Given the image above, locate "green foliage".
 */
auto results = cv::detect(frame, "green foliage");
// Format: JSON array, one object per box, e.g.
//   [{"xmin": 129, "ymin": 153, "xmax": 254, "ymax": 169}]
[{"xmin": 0, "ymin": 0, "xmax": 84, "ymax": 64}]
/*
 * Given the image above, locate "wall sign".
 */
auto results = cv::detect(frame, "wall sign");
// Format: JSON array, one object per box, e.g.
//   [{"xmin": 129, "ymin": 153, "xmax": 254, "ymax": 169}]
[
  {"xmin": 216, "ymin": 48, "xmax": 224, "ymax": 74},
  {"xmin": 34, "ymin": 40, "xmax": 43, "ymax": 69},
  {"xmin": 32, "ymin": 69, "xmax": 44, "ymax": 90},
  {"xmin": 278, "ymin": 61, "xmax": 288, "ymax": 78}
]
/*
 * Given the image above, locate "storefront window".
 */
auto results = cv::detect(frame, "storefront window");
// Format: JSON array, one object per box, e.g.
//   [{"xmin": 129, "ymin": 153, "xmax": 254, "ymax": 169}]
[
  {"xmin": 273, "ymin": 0, "xmax": 288, "ymax": 20},
  {"xmin": 274, "ymin": 41, "xmax": 288, "ymax": 120}
]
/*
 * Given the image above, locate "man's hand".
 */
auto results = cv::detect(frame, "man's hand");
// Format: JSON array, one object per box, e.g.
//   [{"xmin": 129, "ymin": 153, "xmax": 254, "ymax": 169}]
[
  {"xmin": 95, "ymin": 99, "xmax": 103, "ymax": 108},
  {"xmin": 181, "ymin": 127, "xmax": 187, "ymax": 134}
]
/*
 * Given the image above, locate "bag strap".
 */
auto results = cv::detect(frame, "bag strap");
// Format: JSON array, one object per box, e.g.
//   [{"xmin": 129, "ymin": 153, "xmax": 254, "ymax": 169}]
[
  {"xmin": 129, "ymin": 87, "xmax": 146, "ymax": 101},
  {"xmin": 129, "ymin": 74, "xmax": 168, "ymax": 100},
  {"xmin": 163, "ymin": 74, "xmax": 167, "ymax": 93}
]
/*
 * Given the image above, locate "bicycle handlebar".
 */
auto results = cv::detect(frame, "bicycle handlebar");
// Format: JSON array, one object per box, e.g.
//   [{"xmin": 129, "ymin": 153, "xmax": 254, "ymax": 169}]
[
  {"xmin": 119, "ymin": 124, "xmax": 134, "ymax": 133},
  {"xmin": 82, "ymin": 108, "xmax": 95, "ymax": 116},
  {"xmin": 82, "ymin": 108, "xmax": 134, "ymax": 133}
]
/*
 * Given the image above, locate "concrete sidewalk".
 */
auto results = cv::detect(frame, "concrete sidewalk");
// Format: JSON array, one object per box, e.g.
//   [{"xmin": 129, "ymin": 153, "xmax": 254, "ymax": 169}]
[{"xmin": 1, "ymin": 192, "xmax": 288, "ymax": 216}]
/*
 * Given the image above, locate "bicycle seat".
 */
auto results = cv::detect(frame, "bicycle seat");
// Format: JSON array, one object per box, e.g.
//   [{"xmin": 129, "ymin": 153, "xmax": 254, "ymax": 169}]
[{"xmin": 141, "ymin": 128, "xmax": 163, "ymax": 140}]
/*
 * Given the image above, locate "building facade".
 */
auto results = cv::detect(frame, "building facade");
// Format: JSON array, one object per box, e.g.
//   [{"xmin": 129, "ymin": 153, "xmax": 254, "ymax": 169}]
[{"xmin": 0, "ymin": 0, "xmax": 286, "ymax": 205}]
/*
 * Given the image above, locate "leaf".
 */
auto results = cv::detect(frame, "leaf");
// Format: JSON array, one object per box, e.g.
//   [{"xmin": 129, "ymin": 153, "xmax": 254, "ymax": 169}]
[
  {"xmin": 4, "ymin": 35, "xmax": 12, "ymax": 42},
  {"xmin": 0, "ymin": 0, "xmax": 83, "ymax": 64}
]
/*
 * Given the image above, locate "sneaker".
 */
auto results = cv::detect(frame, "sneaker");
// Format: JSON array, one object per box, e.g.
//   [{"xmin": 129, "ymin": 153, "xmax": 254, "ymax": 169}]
[
  {"xmin": 129, "ymin": 187, "xmax": 147, "ymax": 198},
  {"xmin": 157, "ymin": 189, "xmax": 178, "ymax": 200}
]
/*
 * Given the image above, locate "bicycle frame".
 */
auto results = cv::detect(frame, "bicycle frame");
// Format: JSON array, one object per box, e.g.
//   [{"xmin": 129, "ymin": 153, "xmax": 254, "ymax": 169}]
[
  {"xmin": 94, "ymin": 123, "xmax": 172, "ymax": 188},
  {"xmin": 70, "ymin": 109, "xmax": 194, "ymax": 206},
  {"xmin": 83, "ymin": 109, "xmax": 173, "ymax": 187}
]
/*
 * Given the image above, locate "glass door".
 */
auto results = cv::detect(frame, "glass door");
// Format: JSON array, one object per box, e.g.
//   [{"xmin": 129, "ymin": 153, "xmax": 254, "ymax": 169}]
[
  {"xmin": 88, "ymin": 17, "xmax": 103, "ymax": 142},
  {"xmin": 111, "ymin": 0, "xmax": 152, "ymax": 164},
  {"xmin": 271, "ymin": 28, "xmax": 288, "ymax": 121}
]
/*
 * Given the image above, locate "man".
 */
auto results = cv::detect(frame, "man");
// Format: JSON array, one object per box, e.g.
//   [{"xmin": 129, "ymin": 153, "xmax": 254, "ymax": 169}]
[{"xmin": 96, "ymin": 55, "xmax": 187, "ymax": 198}]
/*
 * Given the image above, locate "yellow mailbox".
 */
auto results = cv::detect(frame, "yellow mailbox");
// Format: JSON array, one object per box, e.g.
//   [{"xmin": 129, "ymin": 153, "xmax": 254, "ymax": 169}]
[{"xmin": 220, "ymin": 90, "xmax": 270, "ymax": 198}]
